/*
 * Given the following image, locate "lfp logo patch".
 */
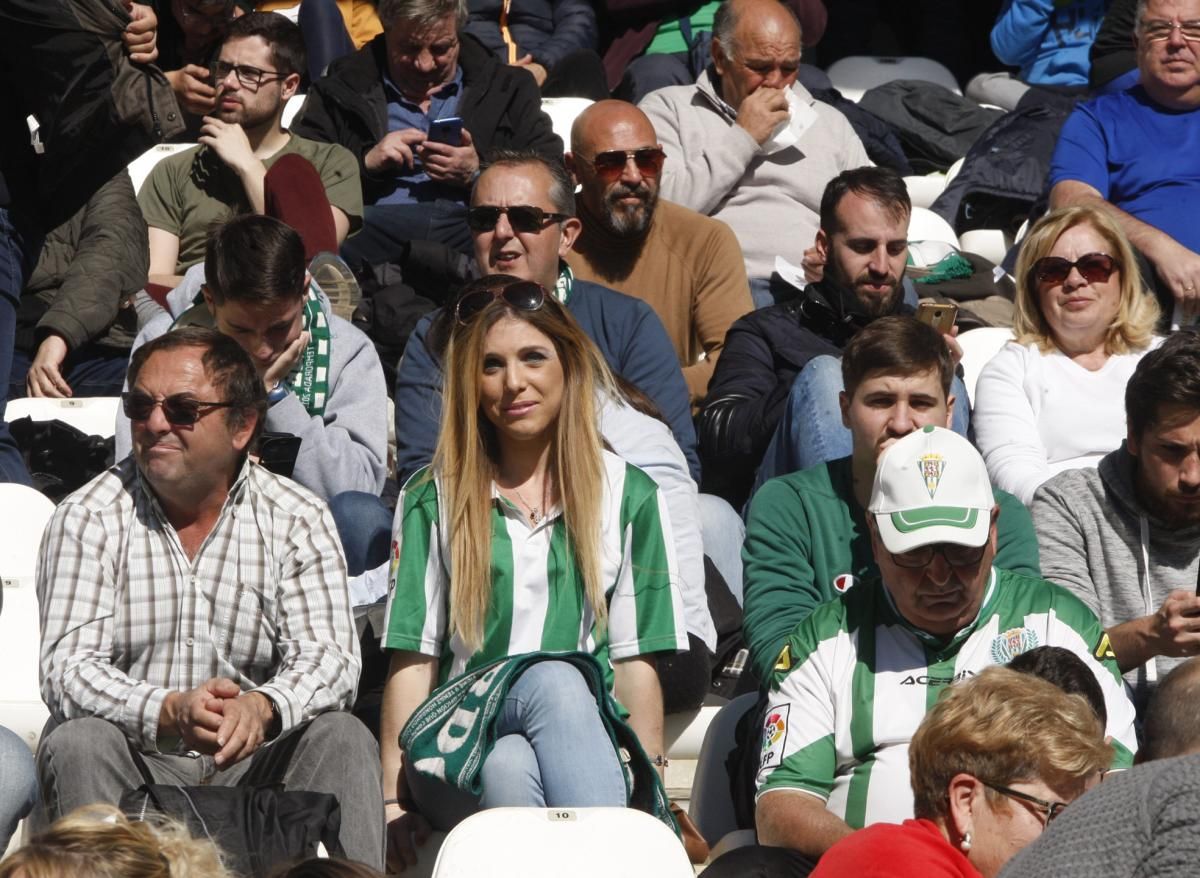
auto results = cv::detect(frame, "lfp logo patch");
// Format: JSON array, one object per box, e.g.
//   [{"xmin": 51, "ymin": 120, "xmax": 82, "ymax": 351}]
[
  {"xmin": 991, "ymin": 627, "xmax": 1040, "ymax": 663},
  {"xmin": 833, "ymin": 573, "xmax": 857, "ymax": 594},
  {"xmin": 919, "ymin": 453, "xmax": 946, "ymax": 499},
  {"xmin": 758, "ymin": 704, "xmax": 791, "ymax": 777}
]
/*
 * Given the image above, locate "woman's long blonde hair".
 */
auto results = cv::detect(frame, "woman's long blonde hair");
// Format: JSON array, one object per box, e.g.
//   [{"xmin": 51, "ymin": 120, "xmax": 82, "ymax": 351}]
[
  {"xmin": 1013, "ymin": 205, "xmax": 1159, "ymax": 355},
  {"xmin": 433, "ymin": 279, "xmax": 619, "ymax": 651}
]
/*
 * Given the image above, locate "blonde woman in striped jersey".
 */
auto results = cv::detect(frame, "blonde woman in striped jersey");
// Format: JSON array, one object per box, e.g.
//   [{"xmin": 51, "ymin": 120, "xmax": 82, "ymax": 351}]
[{"xmin": 378, "ymin": 275, "xmax": 688, "ymax": 871}]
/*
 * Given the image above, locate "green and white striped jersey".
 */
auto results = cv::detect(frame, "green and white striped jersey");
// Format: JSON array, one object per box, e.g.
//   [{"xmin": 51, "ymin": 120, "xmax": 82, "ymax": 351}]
[
  {"xmin": 756, "ymin": 567, "xmax": 1137, "ymax": 829},
  {"xmin": 382, "ymin": 450, "xmax": 688, "ymax": 687}
]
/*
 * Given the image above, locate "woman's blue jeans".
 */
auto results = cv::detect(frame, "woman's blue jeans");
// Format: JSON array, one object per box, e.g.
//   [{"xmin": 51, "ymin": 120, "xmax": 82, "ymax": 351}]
[{"xmin": 408, "ymin": 661, "xmax": 627, "ymax": 830}]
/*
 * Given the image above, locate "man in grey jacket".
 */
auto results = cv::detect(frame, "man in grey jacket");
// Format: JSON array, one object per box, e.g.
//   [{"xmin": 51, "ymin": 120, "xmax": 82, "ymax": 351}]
[
  {"xmin": 1033, "ymin": 331, "xmax": 1200, "ymax": 710},
  {"xmin": 118, "ymin": 214, "xmax": 389, "ymax": 574}
]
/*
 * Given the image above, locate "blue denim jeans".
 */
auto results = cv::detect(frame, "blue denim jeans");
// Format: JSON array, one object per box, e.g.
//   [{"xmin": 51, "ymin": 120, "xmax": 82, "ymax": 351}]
[
  {"xmin": 328, "ymin": 490, "xmax": 393, "ymax": 577},
  {"xmin": 0, "ymin": 724, "xmax": 37, "ymax": 851},
  {"xmin": 751, "ymin": 354, "xmax": 972, "ymax": 498},
  {"xmin": 340, "ymin": 200, "xmax": 473, "ymax": 267},
  {"xmin": 407, "ymin": 661, "xmax": 628, "ymax": 830},
  {"xmin": 9, "ymin": 344, "xmax": 129, "ymax": 400},
  {"xmin": 698, "ymin": 493, "xmax": 746, "ymax": 606},
  {"xmin": 0, "ymin": 208, "xmax": 34, "ymax": 485},
  {"xmin": 480, "ymin": 661, "xmax": 626, "ymax": 808}
]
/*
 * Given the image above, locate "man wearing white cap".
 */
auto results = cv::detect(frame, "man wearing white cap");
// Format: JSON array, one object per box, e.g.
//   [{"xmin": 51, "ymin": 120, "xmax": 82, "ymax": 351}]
[{"xmin": 726, "ymin": 425, "xmax": 1138, "ymax": 872}]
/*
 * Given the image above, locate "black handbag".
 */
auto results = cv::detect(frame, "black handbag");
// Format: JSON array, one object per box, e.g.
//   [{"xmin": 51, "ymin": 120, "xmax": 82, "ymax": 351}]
[{"xmin": 119, "ymin": 749, "xmax": 344, "ymax": 878}]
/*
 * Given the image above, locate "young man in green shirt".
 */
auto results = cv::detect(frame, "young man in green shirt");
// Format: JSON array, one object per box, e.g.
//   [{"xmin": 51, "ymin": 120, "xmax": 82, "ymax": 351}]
[{"xmin": 742, "ymin": 317, "xmax": 1041, "ymax": 683}]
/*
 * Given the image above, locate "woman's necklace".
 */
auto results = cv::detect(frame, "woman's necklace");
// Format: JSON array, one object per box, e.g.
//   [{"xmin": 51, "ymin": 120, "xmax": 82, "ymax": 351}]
[{"xmin": 512, "ymin": 483, "xmax": 547, "ymax": 525}]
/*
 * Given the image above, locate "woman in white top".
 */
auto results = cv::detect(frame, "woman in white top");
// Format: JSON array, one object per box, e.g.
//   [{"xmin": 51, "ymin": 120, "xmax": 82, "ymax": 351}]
[{"xmin": 974, "ymin": 206, "xmax": 1161, "ymax": 505}]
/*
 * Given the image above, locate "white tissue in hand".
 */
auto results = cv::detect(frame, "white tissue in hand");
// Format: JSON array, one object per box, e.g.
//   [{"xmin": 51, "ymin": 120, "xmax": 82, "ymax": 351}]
[{"xmin": 761, "ymin": 89, "xmax": 819, "ymax": 155}]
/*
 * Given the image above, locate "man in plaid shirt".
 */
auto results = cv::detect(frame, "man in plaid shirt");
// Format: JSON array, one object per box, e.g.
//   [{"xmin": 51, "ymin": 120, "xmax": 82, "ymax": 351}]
[{"xmin": 33, "ymin": 326, "xmax": 383, "ymax": 870}]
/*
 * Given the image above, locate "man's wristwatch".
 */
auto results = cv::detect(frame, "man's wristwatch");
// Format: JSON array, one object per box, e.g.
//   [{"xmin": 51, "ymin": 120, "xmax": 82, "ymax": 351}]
[
  {"xmin": 266, "ymin": 381, "xmax": 288, "ymax": 406},
  {"xmin": 262, "ymin": 693, "xmax": 282, "ymax": 741}
]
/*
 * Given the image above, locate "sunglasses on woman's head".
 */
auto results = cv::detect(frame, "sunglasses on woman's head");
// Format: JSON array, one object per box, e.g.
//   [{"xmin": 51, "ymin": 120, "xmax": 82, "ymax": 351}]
[
  {"xmin": 465, "ymin": 205, "xmax": 568, "ymax": 234},
  {"xmin": 575, "ymin": 147, "xmax": 666, "ymax": 182},
  {"xmin": 1032, "ymin": 252, "xmax": 1119, "ymax": 286},
  {"xmin": 454, "ymin": 280, "xmax": 547, "ymax": 324},
  {"xmin": 122, "ymin": 392, "xmax": 236, "ymax": 426}
]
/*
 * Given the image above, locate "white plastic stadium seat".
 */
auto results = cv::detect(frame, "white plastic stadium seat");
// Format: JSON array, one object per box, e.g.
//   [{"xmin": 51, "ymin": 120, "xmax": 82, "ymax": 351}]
[
  {"xmin": 904, "ymin": 172, "xmax": 948, "ymax": 210},
  {"xmin": 958, "ymin": 326, "xmax": 1015, "ymax": 407},
  {"xmin": 6, "ymin": 396, "xmax": 120, "ymax": 439},
  {"xmin": 430, "ymin": 807, "xmax": 693, "ymax": 878},
  {"xmin": 959, "ymin": 228, "xmax": 1011, "ymax": 266},
  {"xmin": 127, "ymin": 142, "xmax": 196, "ymax": 195},
  {"xmin": 908, "ymin": 206, "xmax": 960, "ymax": 250},
  {"xmin": 0, "ymin": 484, "xmax": 55, "ymax": 749},
  {"xmin": 282, "ymin": 93, "xmax": 307, "ymax": 129},
  {"xmin": 826, "ymin": 56, "xmax": 961, "ymax": 103},
  {"xmin": 687, "ymin": 692, "xmax": 758, "ymax": 849},
  {"xmin": 540, "ymin": 97, "xmax": 594, "ymax": 147}
]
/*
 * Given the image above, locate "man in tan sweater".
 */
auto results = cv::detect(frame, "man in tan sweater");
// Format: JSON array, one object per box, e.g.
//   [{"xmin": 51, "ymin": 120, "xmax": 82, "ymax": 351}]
[{"xmin": 566, "ymin": 100, "xmax": 753, "ymax": 404}]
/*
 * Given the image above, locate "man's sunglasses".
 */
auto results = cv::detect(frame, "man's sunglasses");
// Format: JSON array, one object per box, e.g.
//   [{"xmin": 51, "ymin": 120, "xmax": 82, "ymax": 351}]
[
  {"xmin": 466, "ymin": 205, "xmax": 568, "ymax": 234},
  {"xmin": 122, "ymin": 392, "xmax": 236, "ymax": 426},
  {"xmin": 1031, "ymin": 252, "xmax": 1120, "ymax": 286},
  {"xmin": 575, "ymin": 147, "xmax": 666, "ymax": 182},
  {"xmin": 890, "ymin": 542, "xmax": 987, "ymax": 569},
  {"xmin": 454, "ymin": 280, "xmax": 546, "ymax": 325}
]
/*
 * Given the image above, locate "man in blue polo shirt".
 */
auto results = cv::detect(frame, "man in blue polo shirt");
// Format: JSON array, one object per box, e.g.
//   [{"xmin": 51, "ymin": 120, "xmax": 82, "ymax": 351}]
[{"xmin": 1049, "ymin": 0, "xmax": 1200, "ymax": 322}]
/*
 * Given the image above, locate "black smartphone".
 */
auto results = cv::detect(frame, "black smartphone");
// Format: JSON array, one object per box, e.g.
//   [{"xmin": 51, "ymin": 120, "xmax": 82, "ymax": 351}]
[
  {"xmin": 257, "ymin": 432, "xmax": 302, "ymax": 479},
  {"xmin": 427, "ymin": 116, "xmax": 463, "ymax": 147}
]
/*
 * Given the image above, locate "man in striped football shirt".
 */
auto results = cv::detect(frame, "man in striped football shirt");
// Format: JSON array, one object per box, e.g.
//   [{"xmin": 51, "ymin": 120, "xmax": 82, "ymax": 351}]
[{"xmin": 705, "ymin": 426, "xmax": 1136, "ymax": 878}]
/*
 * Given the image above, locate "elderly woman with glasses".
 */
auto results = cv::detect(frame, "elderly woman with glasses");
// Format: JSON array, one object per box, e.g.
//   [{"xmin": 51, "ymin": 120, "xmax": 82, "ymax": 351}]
[
  {"xmin": 972, "ymin": 205, "xmax": 1162, "ymax": 505},
  {"xmin": 811, "ymin": 666, "xmax": 1112, "ymax": 878},
  {"xmin": 377, "ymin": 275, "xmax": 687, "ymax": 871}
]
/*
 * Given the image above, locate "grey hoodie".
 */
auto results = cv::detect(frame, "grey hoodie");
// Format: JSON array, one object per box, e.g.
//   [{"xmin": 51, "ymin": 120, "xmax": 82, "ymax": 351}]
[
  {"xmin": 1032, "ymin": 444, "xmax": 1200, "ymax": 706},
  {"xmin": 116, "ymin": 265, "xmax": 388, "ymax": 502}
]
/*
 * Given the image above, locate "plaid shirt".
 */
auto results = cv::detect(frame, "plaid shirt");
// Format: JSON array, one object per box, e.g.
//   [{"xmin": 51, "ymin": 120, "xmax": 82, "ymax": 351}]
[{"xmin": 37, "ymin": 457, "xmax": 360, "ymax": 753}]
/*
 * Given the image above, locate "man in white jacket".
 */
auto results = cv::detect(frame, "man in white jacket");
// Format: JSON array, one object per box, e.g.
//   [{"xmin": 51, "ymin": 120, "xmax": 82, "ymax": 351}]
[{"xmin": 639, "ymin": 0, "xmax": 868, "ymax": 294}]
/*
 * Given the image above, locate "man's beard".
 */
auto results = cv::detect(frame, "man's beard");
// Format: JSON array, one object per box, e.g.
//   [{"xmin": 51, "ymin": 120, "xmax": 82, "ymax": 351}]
[
  {"xmin": 826, "ymin": 259, "xmax": 904, "ymax": 317},
  {"xmin": 600, "ymin": 181, "xmax": 659, "ymax": 238}
]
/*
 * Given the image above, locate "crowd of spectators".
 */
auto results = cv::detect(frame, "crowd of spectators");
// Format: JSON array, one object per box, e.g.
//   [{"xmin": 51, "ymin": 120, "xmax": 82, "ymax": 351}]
[{"xmin": 6, "ymin": 0, "xmax": 1200, "ymax": 876}]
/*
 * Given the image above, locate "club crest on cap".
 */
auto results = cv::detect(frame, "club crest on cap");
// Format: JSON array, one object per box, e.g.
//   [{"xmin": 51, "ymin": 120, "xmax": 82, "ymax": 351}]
[{"xmin": 919, "ymin": 453, "xmax": 946, "ymax": 499}]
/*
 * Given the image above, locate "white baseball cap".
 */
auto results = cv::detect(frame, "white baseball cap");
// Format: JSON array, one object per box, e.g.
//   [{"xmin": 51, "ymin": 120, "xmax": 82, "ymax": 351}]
[{"xmin": 869, "ymin": 425, "xmax": 994, "ymax": 554}]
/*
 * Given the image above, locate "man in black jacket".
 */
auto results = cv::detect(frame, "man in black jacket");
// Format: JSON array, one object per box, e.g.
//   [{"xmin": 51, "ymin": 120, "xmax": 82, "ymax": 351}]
[
  {"xmin": 699, "ymin": 166, "xmax": 968, "ymax": 509},
  {"xmin": 294, "ymin": 0, "xmax": 562, "ymax": 260}
]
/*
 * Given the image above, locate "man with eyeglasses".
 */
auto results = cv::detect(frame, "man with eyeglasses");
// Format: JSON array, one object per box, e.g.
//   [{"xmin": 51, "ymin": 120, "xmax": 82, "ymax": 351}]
[
  {"xmin": 701, "ymin": 425, "xmax": 1136, "ymax": 877},
  {"xmin": 293, "ymin": 0, "xmax": 561, "ymax": 261},
  {"xmin": 139, "ymin": 12, "xmax": 363, "ymax": 287},
  {"xmin": 565, "ymin": 100, "xmax": 753, "ymax": 405},
  {"xmin": 33, "ymin": 326, "xmax": 384, "ymax": 867},
  {"xmin": 639, "ymin": 0, "xmax": 868, "ymax": 289},
  {"xmin": 1033, "ymin": 331, "xmax": 1200, "ymax": 713},
  {"xmin": 1049, "ymin": 0, "xmax": 1200, "ymax": 326}
]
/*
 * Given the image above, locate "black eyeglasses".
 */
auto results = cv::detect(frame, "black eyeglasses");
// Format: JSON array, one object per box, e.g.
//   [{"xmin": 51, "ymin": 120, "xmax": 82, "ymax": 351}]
[
  {"xmin": 1031, "ymin": 252, "xmax": 1120, "ymax": 286},
  {"xmin": 212, "ymin": 61, "xmax": 286, "ymax": 90},
  {"xmin": 123, "ymin": 392, "xmax": 236, "ymax": 426},
  {"xmin": 466, "ymin": 205, "xmax": 569, "ymax": 234},
  {"xmin": 982, "ymin": 781, "xmax": 1069, "ymax": 826},
  {"xmin": 454, "ymin": 280, "xmax": 546, "ymax": 325},
  {"xmin": 890, "ymin": 542, "xmax": 987, "ymax": 569},
  {"xmin": 575, "ymin": 147, "xmax": 666, "ymax": 181}
]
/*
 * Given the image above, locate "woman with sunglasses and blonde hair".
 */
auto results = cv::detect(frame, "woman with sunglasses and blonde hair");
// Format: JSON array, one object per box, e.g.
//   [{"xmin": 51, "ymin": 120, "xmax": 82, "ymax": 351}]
[
  {"xmin": 811, "ymin": 666, "xmax": 1111, "ymax": 878},
  {"xmin": 973, "ymin": 205, "xmax": 1162, "ymax": 505},
  {"xmin": 377, "ymin": 275, "xmax": 687, "ymax": 871}
]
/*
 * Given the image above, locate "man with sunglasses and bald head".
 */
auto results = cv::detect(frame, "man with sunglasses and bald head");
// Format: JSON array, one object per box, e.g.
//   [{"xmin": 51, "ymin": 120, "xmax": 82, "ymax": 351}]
[
  {"xmin": 565, "ymin": 100, "xmax": 753, "ymax": 405},
  {"xmin": 34, "ymin": 326, "xmax": 384, "ymax": 867}
]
